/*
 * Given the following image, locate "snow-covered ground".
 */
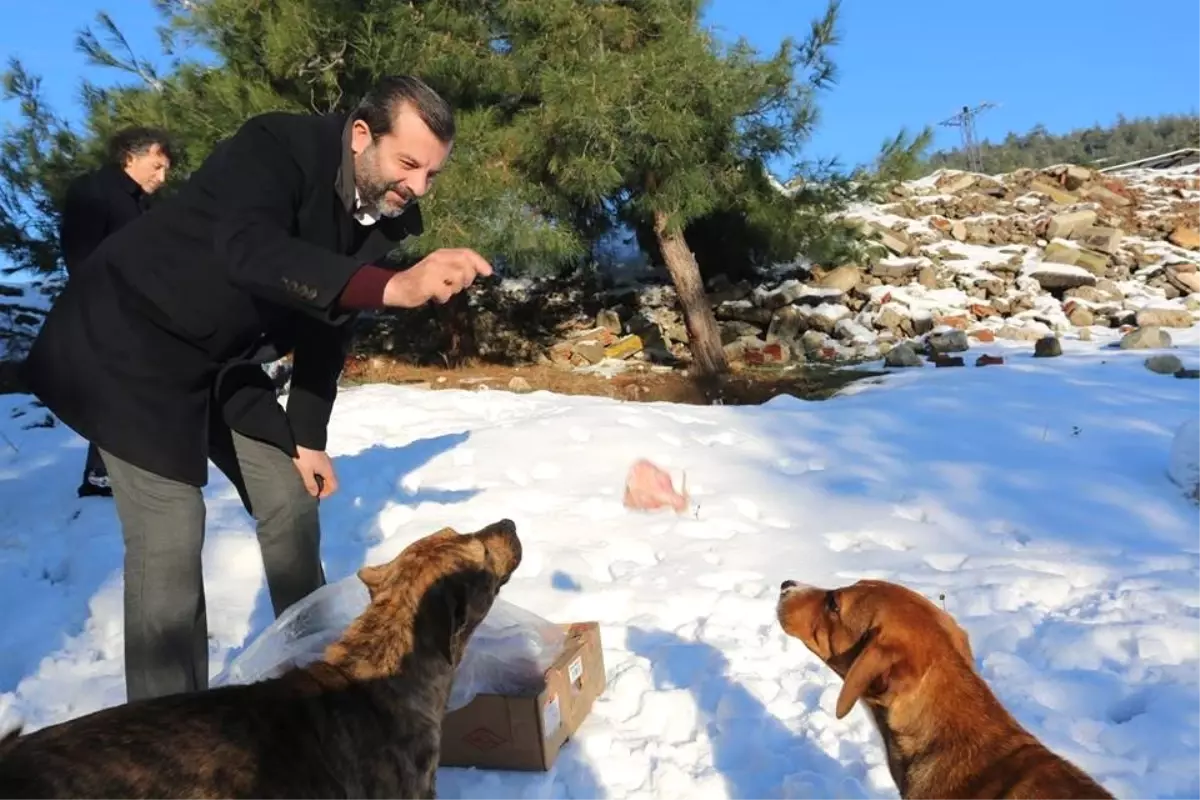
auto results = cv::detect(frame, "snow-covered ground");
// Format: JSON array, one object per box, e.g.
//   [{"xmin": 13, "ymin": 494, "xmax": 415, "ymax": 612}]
[{"xmin": 1, "ymin": 330, "xmax": 1198, "ymax": 798}]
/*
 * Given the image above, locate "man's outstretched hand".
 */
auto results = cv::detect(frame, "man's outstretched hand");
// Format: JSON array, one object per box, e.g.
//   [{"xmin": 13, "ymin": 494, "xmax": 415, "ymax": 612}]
[
  {"xmin": 383, "ymin": 248, "xmax": 493, "ymax": 308},
  {"xmin": 294, "ymin": 446, "xmax": 338, "ymax": 499}
]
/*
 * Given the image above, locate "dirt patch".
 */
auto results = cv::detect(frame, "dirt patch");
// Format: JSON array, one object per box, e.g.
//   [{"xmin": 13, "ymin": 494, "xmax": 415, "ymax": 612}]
[
  {"xmin": 340, "ymin": 355, "xmax": 883, "ymax": 405},
  {"xmin": 0, "ymin": 354, "xmax": 882, "ymax": 405}
]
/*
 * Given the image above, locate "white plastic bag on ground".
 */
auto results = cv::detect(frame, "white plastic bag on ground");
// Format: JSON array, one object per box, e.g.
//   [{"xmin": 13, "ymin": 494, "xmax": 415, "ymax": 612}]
[{"xmin": 212, "ymin": 573, "xmax": 567, "ymax": 712}]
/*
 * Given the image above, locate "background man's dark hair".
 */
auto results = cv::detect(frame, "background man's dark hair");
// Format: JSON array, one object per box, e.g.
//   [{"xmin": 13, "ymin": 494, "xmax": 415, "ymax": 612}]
[
  {"xmin": 107, "ymin": 126, "xmax": 174, "ymax": 166},
  {"xmin": 351, "ymin": 75, "xmax": 456, "ymax": 144}
]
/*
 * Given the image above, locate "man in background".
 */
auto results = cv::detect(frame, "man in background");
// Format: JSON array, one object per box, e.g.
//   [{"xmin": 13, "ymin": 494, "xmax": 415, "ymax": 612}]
[{"xmin": 59, "ymin": 126, "xmax": 173, "ymax": 497}]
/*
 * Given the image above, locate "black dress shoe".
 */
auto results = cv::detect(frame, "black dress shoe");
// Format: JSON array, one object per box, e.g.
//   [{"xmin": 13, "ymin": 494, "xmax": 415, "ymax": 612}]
[{"xmin": 78, "ymin": 481, "xmax": 113, "ymax": 498}]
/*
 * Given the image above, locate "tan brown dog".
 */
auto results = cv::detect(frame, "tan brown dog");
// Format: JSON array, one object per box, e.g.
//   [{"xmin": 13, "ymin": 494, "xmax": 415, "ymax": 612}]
[
  {"xmin": 777, "ymin": 578, "xmax": 1114, "ymax": 799},
  {"xmin": 0, "ymin": 519, "xmax": 523, "ymax": 799}
]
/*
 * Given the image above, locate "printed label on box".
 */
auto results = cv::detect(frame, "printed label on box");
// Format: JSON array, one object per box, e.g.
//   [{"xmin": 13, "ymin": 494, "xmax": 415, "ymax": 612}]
[
  {"xmin": 543, "ymin": 694, "xmax": 562, "ymax": 739},
  {"xmin": 568, "ymin": 656, "xmax": 584, "ymax": 685}
]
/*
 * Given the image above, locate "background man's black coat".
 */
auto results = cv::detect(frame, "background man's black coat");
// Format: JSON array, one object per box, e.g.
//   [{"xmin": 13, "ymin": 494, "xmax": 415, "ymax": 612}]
[
  {"xmin": 59, "ymin": 163, "xmax": 150, "ymax": 276},
  {"xmin": 25, "ymin": 112, "xmax": 422, "ymax": 486}
]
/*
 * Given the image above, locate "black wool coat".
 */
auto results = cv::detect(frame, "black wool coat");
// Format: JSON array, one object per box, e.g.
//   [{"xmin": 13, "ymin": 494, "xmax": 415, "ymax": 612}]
[
  {"xmin": 24, "ymin": 111, "xmax": 422, "ymax": 486},
  {"xmin": 59, "ymin": 163, "xmax": 151, "ymax": 277}
]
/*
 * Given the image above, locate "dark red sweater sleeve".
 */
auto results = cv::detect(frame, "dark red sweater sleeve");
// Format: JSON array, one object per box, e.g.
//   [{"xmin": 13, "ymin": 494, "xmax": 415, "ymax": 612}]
[{"xmin": 336, "ymin": 264, "xmax": 394, "ymax": 310}]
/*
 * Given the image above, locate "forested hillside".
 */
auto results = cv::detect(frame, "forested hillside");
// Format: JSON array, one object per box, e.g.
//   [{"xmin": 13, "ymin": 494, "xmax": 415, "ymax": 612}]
[{"xmin": 925, "ymin": 113, "xmax": 1198, "ymax": 173}]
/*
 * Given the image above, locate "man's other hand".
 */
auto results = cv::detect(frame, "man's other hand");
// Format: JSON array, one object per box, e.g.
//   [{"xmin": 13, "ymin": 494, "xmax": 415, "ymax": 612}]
[
  {"xmin": 293, "ymin": 446, "xmax": 338, "ymax": 498},
  {"xmin": 382, "ymin": 248, "xmax": 493, "ymax": 307}
]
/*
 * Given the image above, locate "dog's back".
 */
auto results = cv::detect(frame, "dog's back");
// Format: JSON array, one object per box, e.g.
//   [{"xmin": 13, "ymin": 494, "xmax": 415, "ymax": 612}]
[
  {"xmin": 0, "ymin": 520, "xmax": 524, "ymax": 800},
  {"xmin": 0, "ymin": 667, "xmax": 439, "ymax": 799},
  {"xmin": 953, "ymin": 735, "xmax": 1113, "ymax": 799}
]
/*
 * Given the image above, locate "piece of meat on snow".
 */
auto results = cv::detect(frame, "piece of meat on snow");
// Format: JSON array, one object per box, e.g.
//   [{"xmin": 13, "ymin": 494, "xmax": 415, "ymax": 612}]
[{"xmin": 622, "ymin": 458, "xmax": 688, "ymax": 513}]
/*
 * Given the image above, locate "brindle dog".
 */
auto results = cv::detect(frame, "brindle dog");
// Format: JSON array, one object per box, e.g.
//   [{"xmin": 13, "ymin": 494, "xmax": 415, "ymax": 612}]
[{"xmin": 0, "ymin": 519, "xmax": 523, "ymax": 799}]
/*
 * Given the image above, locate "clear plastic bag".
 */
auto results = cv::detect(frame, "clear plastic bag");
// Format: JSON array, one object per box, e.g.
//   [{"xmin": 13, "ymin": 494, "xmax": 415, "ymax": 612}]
[
  {"xmin": 211, "ymin": 574, "xmax": 568, "ymax": 712},
  {"xmin": 447, "ymin": 599, "xmax": 568, "ymax": 708}
]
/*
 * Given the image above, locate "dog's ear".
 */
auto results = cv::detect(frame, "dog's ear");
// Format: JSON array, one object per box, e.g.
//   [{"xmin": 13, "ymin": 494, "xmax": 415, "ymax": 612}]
[
  {"xmin": 835, "ymin": 635, "xmax": 902, "ymax": 719},
  {"xmin": 357, "ymin": 564, "xmax": 388, "ymax": 599},
  {"xmin": 437, "ymin": 581, "xmax": 465, "ymax": 664},
  {"xmin": 424, "ymin": 570, "xmax": 494, "ymax": 664}
]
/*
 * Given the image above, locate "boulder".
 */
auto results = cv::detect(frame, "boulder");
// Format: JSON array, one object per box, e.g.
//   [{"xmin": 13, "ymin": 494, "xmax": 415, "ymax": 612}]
[
  {"xmin": 884, "ymin": 342, "xmax": 923, "ymax": 368},
  {"xmin": 1046, "ymin": 209, "xmax": 1097, "ymax": 239},
  {"xmin": 1136, "ymin": 308, "xmax": 1194, "ymax": 329},
  {"xmin": 1074, "ymin": 226, "xmax": 1122, "ymax": 255},
  {"xmin": 1120, "ymin": 326, "xmax": 1172, "ymax": 350},
  {"xmin": 1166, "ymin": 268, "xmax": 1200, "ymax": 295},
  {"xmin": 816, "ymin": 265, "xmax": 862, "ymax": 293},
  {"xmin": 1145, "ymin": 354, "xmax": 1185, "ymax": 375},
  {"xmin": 1168, "ymin": 225, "xmax": 1199, "ymax": 251},
  {"xmin": 1067, "ymin": 304, "xmax": 1095, "ymax": 327},
  {"xmin": 596, "ymin": 308, "xmax": 622, "ymax": 334},
  {"xmin": 1033, "ymin": 336, "xmax": 1063, "ymax": 358},
  {"xmin": 1027, "ymin": 264, "xmax": 1098, "ymax": 290},
  {"xmin": 926, "ymin": 329, "xmax": 969, "ymax": 355}
]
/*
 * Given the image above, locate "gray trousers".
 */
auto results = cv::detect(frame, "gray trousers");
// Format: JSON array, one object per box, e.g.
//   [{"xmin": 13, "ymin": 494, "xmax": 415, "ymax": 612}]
[{"xmin": 99, "ymin": 427, "xmax": 324, "ymax": 702}]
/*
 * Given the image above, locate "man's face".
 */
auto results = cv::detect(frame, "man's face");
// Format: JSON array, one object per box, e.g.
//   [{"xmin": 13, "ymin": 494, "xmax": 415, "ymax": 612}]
[
  {"xmin": 123, "ymin": 144, "xmax": 170, "ymax": 194},
  {"xmin": 351, "ymin": 102, "xmax": 452, "ymax": 218}
]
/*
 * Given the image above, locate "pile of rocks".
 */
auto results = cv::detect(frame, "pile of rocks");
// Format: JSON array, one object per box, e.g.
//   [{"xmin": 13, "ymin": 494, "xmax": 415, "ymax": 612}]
[
  {"xmin": 545, "ymin": 161, "xmax": 1199, "ymax": 371},
  {"xmin": 0, "ymin": 281, "xmax": 53, "ymax": 361},
  {"xmin": 8, "ymin": 163, "xmax": 1193, "ymax": 379}
]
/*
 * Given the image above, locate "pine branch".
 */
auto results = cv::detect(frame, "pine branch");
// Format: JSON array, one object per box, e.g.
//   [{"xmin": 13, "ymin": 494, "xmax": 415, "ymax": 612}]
[{"xmin": 75, "ymin": 11, "xmax": 164, "ymax": 91}]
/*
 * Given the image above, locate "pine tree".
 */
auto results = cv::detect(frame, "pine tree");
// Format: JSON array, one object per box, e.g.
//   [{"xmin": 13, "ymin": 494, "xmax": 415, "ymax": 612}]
[
  {"xmin": 868, "ymin": 125, "xmax": 934, "ymax": 188},
  {"xmin": 502, "ymin": 0, "xmax": 843, "ymax": 377},
  {"xmin": 0, "ymin": 61, "xmax": 86, "ymax": 278},
  {"xmin": 1, "ymin": 0, "xmax": 584, "ymax": 280}
]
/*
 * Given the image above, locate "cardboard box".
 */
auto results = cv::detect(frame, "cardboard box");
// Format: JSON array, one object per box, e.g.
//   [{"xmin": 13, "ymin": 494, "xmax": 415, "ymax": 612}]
[{"xmin": 439, "ymin": 622, "xmax": 606, "ymax": 771}]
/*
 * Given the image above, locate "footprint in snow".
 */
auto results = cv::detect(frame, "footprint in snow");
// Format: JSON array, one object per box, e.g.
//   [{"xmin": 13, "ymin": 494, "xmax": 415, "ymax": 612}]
[
  {"xmin": 692, "ymin": 431, "xmax": 737, "ymax": 447},
  {"xmin": 892, "ymin": 504, "xmax": 934, "ymax": 524},
  {"xmin": 680, "ymin": 518, "xmax": 754, "ymax": 540},
  {"xmin": 777, "ymin": 456, "xmax": 826, "ymax": 475},
  {"xmin": 924, "ymin": 552, "xmax": 969, "ymax": 572},
  {"xmin": 824, "ymin": 530, "xmax": 911, "ymax": 553},
  {"xmin": 695, "ymin": 570, "xmax": 765, "ymax": 592},
  {"xmin": 731, "ymin": 497, "xmax": 760, "ymax": 521}
]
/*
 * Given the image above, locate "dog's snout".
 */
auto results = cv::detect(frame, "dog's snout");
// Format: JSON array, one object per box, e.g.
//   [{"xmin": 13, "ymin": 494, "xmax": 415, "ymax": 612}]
[
  {"xmin": 780, "ymin": 579, "xmax": 817, "ymax": 595},
  {"xmin": 478, "ymin": 519, "xmax": 522, "ymax": 577},
  {"xmin": 490, "ymin": 518, "xmax": 517, "ymax": 537}
]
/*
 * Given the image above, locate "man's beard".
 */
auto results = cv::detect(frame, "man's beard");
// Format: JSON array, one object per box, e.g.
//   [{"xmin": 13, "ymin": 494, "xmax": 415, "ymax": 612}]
[
  {"xmin": 355, "ymin": 149, "xmax": 414, "ymax": 218},
  {"xmin": 359, "ymin": 179, "xmax": 413, "ymax": 218}
]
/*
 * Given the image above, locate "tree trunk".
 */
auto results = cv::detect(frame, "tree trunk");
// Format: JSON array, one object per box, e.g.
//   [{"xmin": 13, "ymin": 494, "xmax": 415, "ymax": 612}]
[{"xmin": 653, "ymin": 209, "xmax": 728, "ymax": 377}]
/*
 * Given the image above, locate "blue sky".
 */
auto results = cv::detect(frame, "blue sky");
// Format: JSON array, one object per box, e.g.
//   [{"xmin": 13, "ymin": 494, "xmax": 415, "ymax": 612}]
[{"xmin": 1, "ymin": 0, "xmax": 1197, "ymax": 172}]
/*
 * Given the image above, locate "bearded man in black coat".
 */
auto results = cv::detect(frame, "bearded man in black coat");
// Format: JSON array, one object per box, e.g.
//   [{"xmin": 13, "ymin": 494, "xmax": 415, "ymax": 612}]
[{"xmin": 24, "ymin": 75, "xmax": 492, "ymax": 702}]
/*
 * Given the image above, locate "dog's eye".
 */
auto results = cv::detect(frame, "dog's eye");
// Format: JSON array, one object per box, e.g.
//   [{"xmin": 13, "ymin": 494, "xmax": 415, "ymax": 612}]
[{"xmin": 824, "ymin": 591, "xmax": 839, "ymax": 614}]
